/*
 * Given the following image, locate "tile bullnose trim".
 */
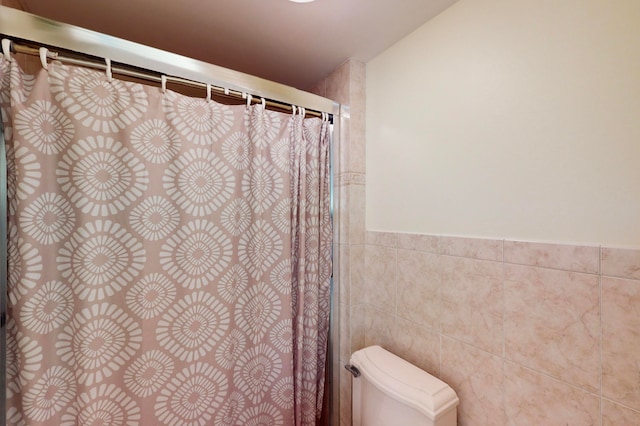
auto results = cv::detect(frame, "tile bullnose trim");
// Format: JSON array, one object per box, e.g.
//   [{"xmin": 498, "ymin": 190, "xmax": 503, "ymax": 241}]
[
  {"xmin": 504, "ymin": 240, "xmax": 600, "ymax": 274},
  {"xmin": 365, "ymin": 231, "xmax": 397, "ymax": 247},
  {"xmin": 336, "ymin": 172, "xmax": 365, "ymax": 186},
  {"xmin": 601, "ymin": 247, "xmax": 640, "ymax": 281},
  {"xmin": 396, "ymin": 232, "xmax": 440, "ymax": 253},
  {"xmin": 438, "ymin": 235, "xmax": 503, "ymax": 262}
]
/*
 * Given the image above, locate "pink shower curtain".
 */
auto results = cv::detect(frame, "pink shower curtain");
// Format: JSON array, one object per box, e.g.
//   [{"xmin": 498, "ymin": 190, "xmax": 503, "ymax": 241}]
[{"xmin": 0, "ymin": 56, "xmax": 331, "ymax": 425}]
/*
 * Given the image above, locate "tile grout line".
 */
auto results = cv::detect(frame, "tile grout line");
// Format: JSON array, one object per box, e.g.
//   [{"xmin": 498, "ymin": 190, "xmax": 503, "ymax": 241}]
[
  {"xmin": 394, "ymin": 239, "xmax": 398, "ymax": 320},
  {"xmin": 501, "ymin": 239, "xmax": 506, "ymax": 359},
  {"xmin": 438, "ymin": 248, "xmax": 443, "ymax": 378},
  {"xmin": 599, "ymin": 245, "xmax": 603, "ymax": 426},
  {"xmin": 501, "ymin": 238, "xmax": 507, "ymax": 423},
  {"xmin": 503, "ymin": 359, "xmax": 602, "ymax": 397}
]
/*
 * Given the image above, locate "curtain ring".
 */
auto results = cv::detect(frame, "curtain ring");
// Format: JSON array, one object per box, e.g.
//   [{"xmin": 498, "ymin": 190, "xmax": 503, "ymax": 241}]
[
  {"xmin": 105, "ymin": 58, "xmax": 113, "ymax": 82},
  {"xmin": 246, "ymin": 94, "xmax": 252, "ymax": 108},
  {"xmin": 261, "ymin": 98, "xmax": 266, "ymax": 109},
  {"xmin": 206, "ymin": 83, "xmax": 212, "ymax": 102},
  {"xmin": 161, "ymin": 75, "xmax": 167, "ymax": 93},
  {"xmin": 1, "ymin": 39, "xmax": 12, "ymax": 62},
  {"xmin": 291, "ymin": 105, "xmax": 297, "ymax": 116},
  {"xmin": 299, "ymin": 107, "xmax": 305, "ymax": 117},
  {"xmin": 39, "ymin": 47, "xmax": 49, "ymax": 70},
  {"xmin": 224, "ymin": 87, "xmax": 230, "ymax": 96}
]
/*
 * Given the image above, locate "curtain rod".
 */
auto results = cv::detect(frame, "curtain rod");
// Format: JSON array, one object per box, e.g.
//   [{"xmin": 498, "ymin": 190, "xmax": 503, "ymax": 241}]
[
  {"xmin": 0, "ymin": 6, "xmax": 339, "ymax": 118},
  {"xmin": 3, "ymin": 40, "xmax": 327, "ymax": 119}
]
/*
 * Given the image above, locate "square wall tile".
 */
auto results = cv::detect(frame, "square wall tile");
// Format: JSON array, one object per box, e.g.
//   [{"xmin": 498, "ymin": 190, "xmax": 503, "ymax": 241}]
[
  {"xmin": 339, "ymin": 363, "xmax": 352, "ymax": 426},
  {"xmin": 337, "ymin": 113, "xmax": 351, "ymax": 177},
  {"xmin": 391, "ymin": 317, "xmax": 440, "ymax": 377},
  {"xmin": 504, "ymin": 265, "xmax": 600, "ymax": 392},
  {"xmin": 602, "ymin": 400, "xmax": 640, "ymax": 426},
  {"xmin": 350, "ymin": 244, "xmax": 366, "ymax": 306},
  {"xmin": 364, "ymin": 244, "xmax": 396, "ymax": 313},
  {"xmin": 363, "ymin": 306, "xmax": 395, "ymax": 350},
  {"xmin": 325, "ymin": 60, "xmax": 350, "ymax": 106},
  {"xmin": 348, "ymin": 184, "xmax": 366, "ymax": 245},
  {"xmin": 339, "ymin": 301, "xmax": 351, "ymax": 362},
  {"xmin": 350, "ymin": 305, "xmax": 367, "ymax": 355},
  {"xmin": 338, "ymin": 243, "xmax": 350, "ymax": 306},
  {"xmin": 602, "ymin": 277, "xmax": 640, "ymax": 410},
  {"xmin": 602, "ymin": 247, "xmax": 640, "ymax": 280},
  {"xmin": 440, "ymin": 256, "xmax": 504, "ymax": 355},
  {"xmin": 440, "ymin": 337, "xmax": 505, "ymax": 426},
  {"xmin": 336, "ymin": 181, "xmax": 350, "ymax": 243},
  {"xmin": 504, "ymin": 362, "xmax": 600, "ymax": 425},
  {"xmin": 348, "ymin": 60, "xmax": 366, "ymax": 175},
  {"xmin": 348, "ymin": 123, "xmax": 366, "ymax": 175},
  {"xmin": 396, "ymin": 249, "xmax": 440, "ymax": 329},
  {"xmin": 504, "ymin": 240, "xmax": 599, "ymax": 273}
]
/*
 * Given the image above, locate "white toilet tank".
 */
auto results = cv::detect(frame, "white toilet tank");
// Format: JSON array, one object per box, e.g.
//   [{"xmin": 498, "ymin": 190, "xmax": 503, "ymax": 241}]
[{"xmin": 349, "ymin": 345, "xmax": 459, "ymax": 426}]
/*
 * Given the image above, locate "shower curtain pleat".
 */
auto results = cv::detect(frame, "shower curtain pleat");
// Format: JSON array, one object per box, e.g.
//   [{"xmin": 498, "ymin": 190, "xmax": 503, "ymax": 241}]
[
  {"xmin": 289, "ymin": 113, "xmax": 332, "ymax": 425},
  {"xmin": 0, "ymin": 56, "xmax": 331, "ymax": 426}
]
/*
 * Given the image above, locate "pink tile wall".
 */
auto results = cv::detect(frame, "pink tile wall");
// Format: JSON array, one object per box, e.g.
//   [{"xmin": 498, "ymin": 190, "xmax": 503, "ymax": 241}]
[
  {"xmin": 310, "ymin": 59, "xmax": 366, "ymax": 426},
  {"xmin": 602, "ymin": 277, "xmax": 640, "ymax": 411},
  {"xmin": 310, "ymin": 52, "xmax": 640, "ymax": 426},
  {"xmin": 357, "ymin": 232, "xmax": 640, "ymax": 425},
  {"xmin": 504, "ymin": 265, "xmax": 600, "ymax": 392}
]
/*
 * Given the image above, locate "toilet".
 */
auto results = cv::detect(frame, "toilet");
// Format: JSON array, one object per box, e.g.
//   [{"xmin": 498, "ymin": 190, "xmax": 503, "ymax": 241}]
[{"xmin": 348, "ymin": 345, "xmax": 459, "ymax": 426}]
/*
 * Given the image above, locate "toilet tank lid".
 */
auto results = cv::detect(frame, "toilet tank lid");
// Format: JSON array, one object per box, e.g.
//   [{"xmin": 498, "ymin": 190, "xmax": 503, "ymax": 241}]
[{"xmin": 350, "ymin": 345, "xmax": 459, "ymax": 419}]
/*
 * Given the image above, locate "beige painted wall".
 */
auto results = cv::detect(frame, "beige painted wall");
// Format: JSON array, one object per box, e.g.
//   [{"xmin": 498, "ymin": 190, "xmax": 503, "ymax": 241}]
[{"xmin": 366, "ymin": 0, "xmax": 640, "ymax": 246}]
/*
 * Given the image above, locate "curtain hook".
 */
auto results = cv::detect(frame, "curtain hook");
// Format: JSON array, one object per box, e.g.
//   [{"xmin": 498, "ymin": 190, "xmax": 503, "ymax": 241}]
[
  {"xmin": 2, "ymin": 39, "xmax": 12, "ymax": 62},
  {"xmin": 161, "ymin": 75, "xmax": 167, "ymax": 93},
  {"xmin": 105, "ymin": 58, "xmax": 113, "ymax": 82},
  {"xmin": 246, "ymin": 94, "xmax": 252, "ymax": 108},
  {"xmin": 39, "ymin": 47, "xmax": 49, "ymax": 70},
  {"xmin": 206, "ymin": 83, "xmax": 212, "ymax": 102}
]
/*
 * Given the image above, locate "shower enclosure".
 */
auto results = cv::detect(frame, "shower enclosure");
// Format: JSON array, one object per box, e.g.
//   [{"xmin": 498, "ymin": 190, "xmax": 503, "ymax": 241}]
[{"xmin": 0, "ymin": 6, "xmax": 341, "ymax": 426}]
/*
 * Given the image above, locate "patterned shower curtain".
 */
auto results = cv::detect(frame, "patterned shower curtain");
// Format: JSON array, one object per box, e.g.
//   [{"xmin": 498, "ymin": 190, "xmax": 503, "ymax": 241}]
[{"xmin": 0, "ymin": 56, "xmax": 331, "ymax": 425}]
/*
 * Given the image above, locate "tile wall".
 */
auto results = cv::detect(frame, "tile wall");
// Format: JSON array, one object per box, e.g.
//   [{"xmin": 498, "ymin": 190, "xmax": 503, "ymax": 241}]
[
  {"xmin": 310, "ymin": 56, "xmax": 640, "ymax": 426},
  {"xmin": 309, "ymin": 59, "xmax": 366, "ymax": 426},
  {"xmin": 355, "ymin": 232, "xmax": 640, "ymax": 426}
]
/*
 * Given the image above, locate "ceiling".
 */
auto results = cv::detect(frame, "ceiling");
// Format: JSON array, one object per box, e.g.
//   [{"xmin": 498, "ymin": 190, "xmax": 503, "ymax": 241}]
[{"xmin": 17, "ymin": 0, "xmax": 457, "ymax": 90}]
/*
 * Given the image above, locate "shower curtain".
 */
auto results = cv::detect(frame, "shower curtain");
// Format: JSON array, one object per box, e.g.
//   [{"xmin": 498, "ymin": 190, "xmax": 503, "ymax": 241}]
[{"xmin": 0, "ymin": 56, "xmax": 331, "ymax": 425}]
